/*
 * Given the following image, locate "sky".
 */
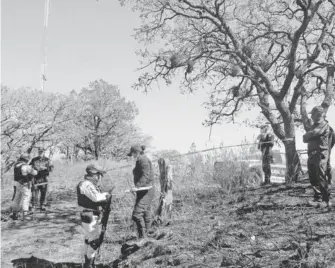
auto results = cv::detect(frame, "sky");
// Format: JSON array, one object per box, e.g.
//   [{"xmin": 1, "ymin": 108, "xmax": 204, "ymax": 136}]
[{"xmin": 1, "ymin": 0, "xmax": 334, "ymax": 156}]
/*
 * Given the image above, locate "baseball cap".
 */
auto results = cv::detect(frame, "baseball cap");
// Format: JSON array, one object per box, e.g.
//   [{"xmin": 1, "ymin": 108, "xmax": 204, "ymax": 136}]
[
  {"xmin": 310, "ymin": 106, "xmax": 324, "ymax": 116},
  {"xmin": 86, "ymin": 164, "xmax": 106, "ymax": 175},
  {"xmin": 127, "ymin": 145, "xmax": 142, "ymax": 156}
]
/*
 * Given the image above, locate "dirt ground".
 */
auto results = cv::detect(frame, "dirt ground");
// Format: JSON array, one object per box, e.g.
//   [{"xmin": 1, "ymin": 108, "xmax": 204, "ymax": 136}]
[{"xmin": 2, "ymin": 175, "xmax": 335, "ymax": 268}]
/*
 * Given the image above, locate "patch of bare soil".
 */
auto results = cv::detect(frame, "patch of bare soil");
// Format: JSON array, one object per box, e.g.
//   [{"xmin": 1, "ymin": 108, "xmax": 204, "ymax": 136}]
[{"xmin": 2, "ymin": 178, "xmax": 335, "ymax": 268}]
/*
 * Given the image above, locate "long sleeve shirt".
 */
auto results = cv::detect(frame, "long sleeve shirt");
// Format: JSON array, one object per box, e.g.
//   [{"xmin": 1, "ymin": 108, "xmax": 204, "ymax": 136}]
[
  {"xmin": 133, "ymin": 154, "xmax": 154, "ymax": 188},
  {"xmin": 31, "ymin": 156, "xmax": 54, "ymax": 172},
  {"xmin": 78, "ymin": 180, "xmax": 108, "ymax": 203},
  {"xmin": 303, "ymin": 120, "xmax": 329, "ymax": 153},
  {"xmin": 21, "ymin": 164, "xmax": 38, "ymax": 177},
  {"xmin": 257, "ymin": 133, "xmax": 274, "ymax": 155}
]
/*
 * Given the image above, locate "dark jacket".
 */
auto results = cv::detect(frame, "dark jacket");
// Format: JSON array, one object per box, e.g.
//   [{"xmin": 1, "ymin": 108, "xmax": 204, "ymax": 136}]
[
  {"xmin": 258, "ymin": 133, "xmax": 274, "ymax": 155},
  {"xmin": 329, "ymin": 125, "xmax": 335, "ymax": 150},
  {"xmin": 303, "ymin": 120, "xmax": 329, "ymax": 153},
  {"xmin": 133, "ymin": 154, "xmax": 154, "ymax": 188},
  {"xmin": 31, "ymin": 156, "xmax": 54, "ymax": 179}
]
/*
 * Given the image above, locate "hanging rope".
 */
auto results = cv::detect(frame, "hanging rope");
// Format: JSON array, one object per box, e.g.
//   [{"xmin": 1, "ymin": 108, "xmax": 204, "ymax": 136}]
[{"xmin": 41, "ymin": 0, "xmax": 50, "ymax": 91}]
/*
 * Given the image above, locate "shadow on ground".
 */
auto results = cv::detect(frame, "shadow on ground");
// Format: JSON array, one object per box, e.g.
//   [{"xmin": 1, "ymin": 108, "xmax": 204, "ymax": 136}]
[{"xmin": 11, "ymin": 256, "xmax": 113, "ymax": 268}]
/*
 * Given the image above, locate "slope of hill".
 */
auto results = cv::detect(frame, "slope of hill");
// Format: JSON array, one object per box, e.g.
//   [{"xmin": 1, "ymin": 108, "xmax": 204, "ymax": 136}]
[{"xmin": 1, "ymin": 161, "xmax": 335, "ymax": 268}]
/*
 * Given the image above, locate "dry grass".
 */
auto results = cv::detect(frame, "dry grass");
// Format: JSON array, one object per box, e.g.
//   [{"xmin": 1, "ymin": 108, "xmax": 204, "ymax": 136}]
[{"xmin": 2, "ymin": 150, "xmax": 335, "ymax": 268}]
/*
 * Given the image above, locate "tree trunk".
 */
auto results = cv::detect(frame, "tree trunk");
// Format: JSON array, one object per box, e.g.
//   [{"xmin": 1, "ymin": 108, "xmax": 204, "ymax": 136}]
[
  {"xmin": 94, "ymin": 139, "xmax": 99, "ymax": 160},
  {"xmin": 154, "ymin": 158, "xmax": 173, "ymax": 225},
  {"xmin": 280, "ymin": 114, "xmax": 302, "ymax": 184},
  {"xmin": 283, "ymin": 136, "xmax": 301, "ymax": 184}
]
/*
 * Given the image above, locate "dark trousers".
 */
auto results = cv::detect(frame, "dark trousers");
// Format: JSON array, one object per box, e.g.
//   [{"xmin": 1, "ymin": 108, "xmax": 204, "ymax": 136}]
[
  {"xmin": 308, "ymin": 150, "xmax": 330, "ymax": 202},
  {"xmin": 262, "ymin": 154, "xmax": 272, "ymax": 184},
  {"xmin": 327, "ymin": 151, "xmax": 332, "ymax": 184},
  {"xmin": 31, "ymin": 178, "xmax": 48, "ymax": 207},
  {"xmin": 132, "ymin": 188, "xmax": 154, "ymax": 238}
]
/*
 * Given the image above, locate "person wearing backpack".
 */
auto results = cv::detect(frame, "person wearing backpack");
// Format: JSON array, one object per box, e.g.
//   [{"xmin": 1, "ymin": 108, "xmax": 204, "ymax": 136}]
[
  {"xmin": 11, "ymin": 153, "xmax": 37, "ymax": 221},
  {"xmin": 257, "ymin": 124, "xmax": 275, "ymax": 185}
]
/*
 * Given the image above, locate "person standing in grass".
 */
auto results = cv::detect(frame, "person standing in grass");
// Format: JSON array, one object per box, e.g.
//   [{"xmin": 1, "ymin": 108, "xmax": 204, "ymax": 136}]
[
  {"xmin": 257, "ymin": 124, "xmax": 274, "ymax": 185},
  {"xmin": 326, "ymin": 123, "xmax": 335, "ymax": 185},
  {"xmin": 30, "ymin": 148, "xmax": 54, "ymax": 211},
  {"xmin": 303, "ymin": 106, "xmax": 331, "ymax": 209},
  {"xmin": 77, "ymin": 164, "xmax": 111, "ymax": 268},
  {"xmin": 11, "ymin": 153, "xmax": 37, "ymax": 221},
  {"xmin": 128, "ymin": 145, "xmax": 155, "ymax": 239}
]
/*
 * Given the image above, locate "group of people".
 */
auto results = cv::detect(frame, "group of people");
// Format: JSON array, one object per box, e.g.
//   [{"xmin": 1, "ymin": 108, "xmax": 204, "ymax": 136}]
[
  {"xmin": 77, "ymin": 145, "xmax": 154, "ymax": 268},
  {"xmin": 11, "ymin": 148, "xmax": 54, "ymax": 220},
  {"xmin": 8, "ymin": 106, "xmax": 334, "ymax": 268},
  {"xmin": 257, "ymin": 106, "xmax": 335, "ymax": 209}
]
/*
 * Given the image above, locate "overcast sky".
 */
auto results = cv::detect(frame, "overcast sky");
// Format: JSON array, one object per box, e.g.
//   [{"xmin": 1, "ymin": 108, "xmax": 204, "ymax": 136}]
[{"xmin": 2, "ymin": 0, "xmax": 334, "ymax": 155}]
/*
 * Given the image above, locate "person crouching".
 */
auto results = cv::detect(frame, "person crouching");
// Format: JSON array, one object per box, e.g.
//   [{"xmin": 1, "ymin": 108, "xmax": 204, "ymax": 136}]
[
  {"xmin": 77, "ymin": 164, "xmax": 111, "ymax": 268},
  {"xmin": 128, "ymin": 145, "xmax": 155, "ymax": 240}
]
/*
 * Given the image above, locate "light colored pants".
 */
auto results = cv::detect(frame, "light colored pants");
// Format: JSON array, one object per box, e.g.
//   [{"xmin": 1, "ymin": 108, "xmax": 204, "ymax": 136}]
[
  {"xmin": 82, "ymin": 214, "xmax": 101, "ymax": 259},
  {"xmin": 12, "ymin": 181, "xmax": 31, "ymax": 212}
]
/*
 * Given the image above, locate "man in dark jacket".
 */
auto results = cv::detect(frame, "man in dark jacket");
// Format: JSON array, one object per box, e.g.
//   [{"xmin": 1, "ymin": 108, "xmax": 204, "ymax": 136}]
[
  {"xmin": 128, "ymin": 145, "xmax": 155, "ymax": 239},
  {"xmin": 303, "ymin": 106, "xmax": 331, "ymax": 209},
  {"xmin": 30, "ymin": 148, "xmax": 54, "ymax": 210},
  {"xmin": 257, "ymin": 124, "xmax": 275, "ymax": 185},
  {"xmin": 77, "ymin": 164, "xmax": 111, "ymax": 268},
  {"xmin": 326, "ymin": 125, "xmax": 335, "ymax": 184}
]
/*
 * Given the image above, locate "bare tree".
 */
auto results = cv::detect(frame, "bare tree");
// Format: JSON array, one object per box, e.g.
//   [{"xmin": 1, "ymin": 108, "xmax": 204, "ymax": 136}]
[{"xmin": 122, "ymin": 0, "xmax": 335, "ymax": 183}]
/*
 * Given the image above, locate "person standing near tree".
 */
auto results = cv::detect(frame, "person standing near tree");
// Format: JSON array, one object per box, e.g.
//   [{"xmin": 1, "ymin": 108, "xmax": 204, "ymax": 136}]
[
  {"xmin": 77, "ymin": 164, "xmax": 112, "ymax": 268},
  {"xmin": 128, "ymin": 145, "xmax": 155, "ymax": 240},
  {"xmin": 30, "ymin": 148, "xmax": 54, "ymax": 211},
  {"xmin": 326, "ymin": 123, "xmax": 335, "ymax": 185},
  {"xmin": 11, "ymin": 153, "xmax": 37, "ymax": 221},
  {"xmin": 303, "ymin": 106, "xmax": 331, "ymax": 209},
  {"xmin": 257, "ymin": 124, "xmax": 275, "ymax": 185}
]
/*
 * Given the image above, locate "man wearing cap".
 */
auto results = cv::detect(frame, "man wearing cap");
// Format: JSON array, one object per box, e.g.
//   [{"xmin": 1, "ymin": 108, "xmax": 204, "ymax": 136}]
[
  {"xmin": 128, "ymin": 145, "xmax": 155, "ymax": 239},
  {"xmin": 11, "ymin": 153, "xmax": 37, "ymax": 220},
  {"xmin": 257, "ymin": 124, "xmax": 274, "ymax": 185},
  {"xmin": 77, "ymin": 164, "xmax": 111, "ymax": 268},
  {"xmin": 30, "ymin": 148, "xmax": 54, "ymax": 211},
  {"xmin": 303, "ymin": 106, "xmax": 331, "ymax": 209}
]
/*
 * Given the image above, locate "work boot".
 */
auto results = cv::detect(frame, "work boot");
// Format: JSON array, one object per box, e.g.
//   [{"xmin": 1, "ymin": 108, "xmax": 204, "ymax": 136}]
[
  {"xmin": 308, "ymin": 199, "xmax": 321, "ymax": 208},
  {"xmin": 40, "ymin": 204, "xmax": 46, "ymax": 211},
  {"xmin": 321, "ymin": 201, "xmax": 332, "ymax": 211},
  {"xmin": 84, "ymin": 255, "xmax": 95, "ymax": 268}
]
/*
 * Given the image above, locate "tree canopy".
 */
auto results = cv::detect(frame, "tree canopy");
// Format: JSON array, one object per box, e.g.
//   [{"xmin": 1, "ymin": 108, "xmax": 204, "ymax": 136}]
[
  {"xmin": 122, "ymin": 0, "xmax": 335, "ymax": 182},
  {"xmin": 1, "ymin": 80, "xmax": 150, "ymax": 175}
]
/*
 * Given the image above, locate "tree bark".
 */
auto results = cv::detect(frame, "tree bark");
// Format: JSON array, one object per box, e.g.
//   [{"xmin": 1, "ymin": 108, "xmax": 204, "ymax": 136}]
[
  {"xmin": 154, "ymin": 158, "xmax": 173, "ymax": 225},
  {"xmin": 94, "ymin": 138, "xmax": 99, "ymax": 160},
  {"xmin": 281, "ymin": 116, "xmax": 301, "ymax": 183}
]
